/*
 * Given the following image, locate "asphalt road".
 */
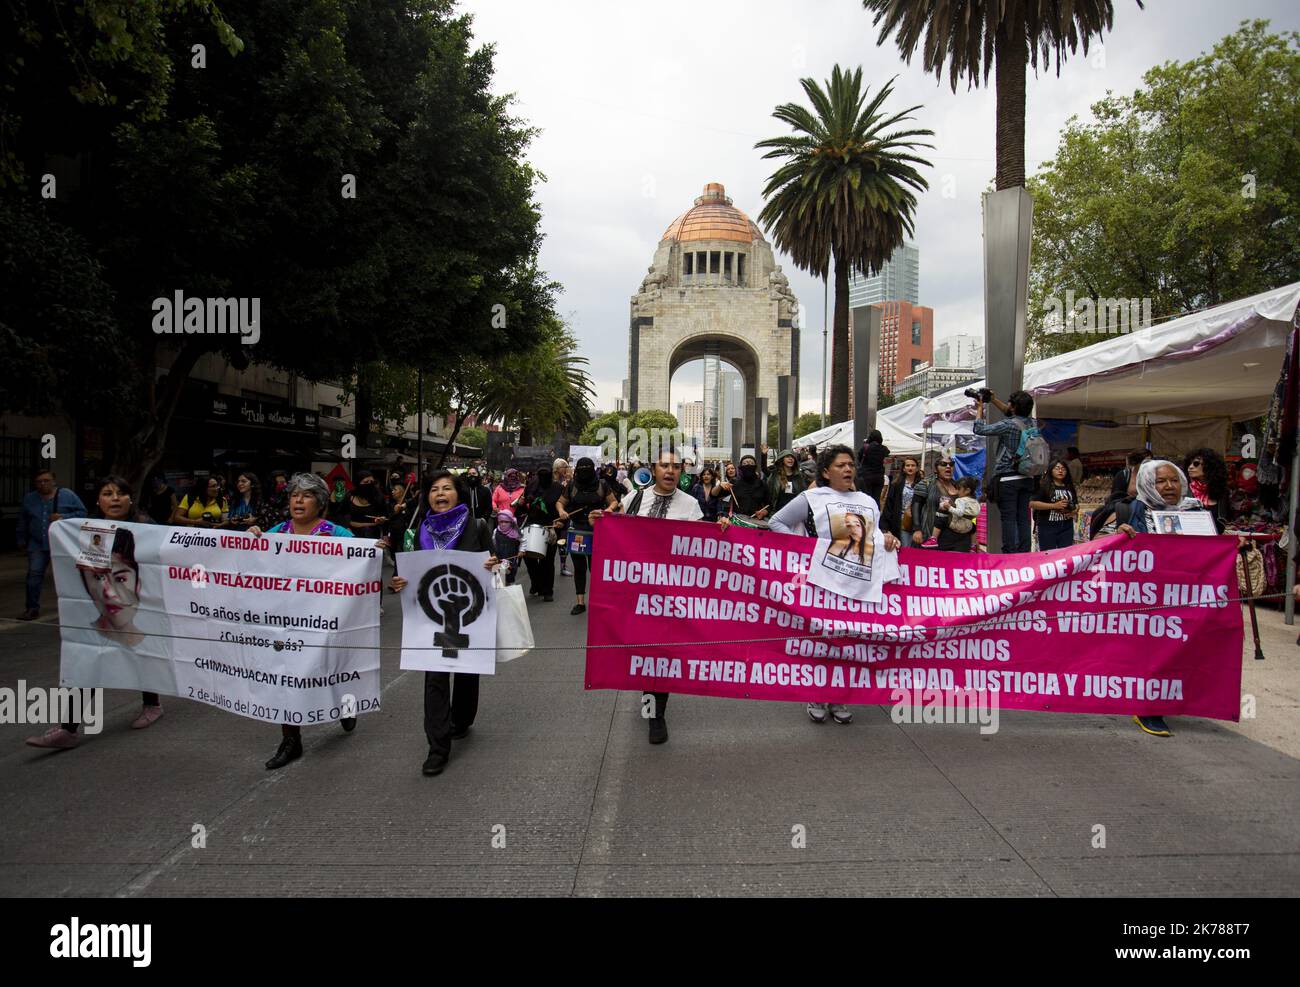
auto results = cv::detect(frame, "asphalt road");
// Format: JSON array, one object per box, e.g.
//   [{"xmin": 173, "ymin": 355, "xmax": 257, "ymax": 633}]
[{"xmin": 1, "ymin": 558, "xmax": 1298, "ymax": 897}]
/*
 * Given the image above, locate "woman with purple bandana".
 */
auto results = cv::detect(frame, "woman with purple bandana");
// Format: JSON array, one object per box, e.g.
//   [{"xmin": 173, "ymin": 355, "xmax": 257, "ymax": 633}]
[
  {"xmin": 493, "ymin": 508, "xmax": 521, "ymax": 585},
  {"xmin": 389, "ymin": 470, "xmax": 501, "ymax": 776}
]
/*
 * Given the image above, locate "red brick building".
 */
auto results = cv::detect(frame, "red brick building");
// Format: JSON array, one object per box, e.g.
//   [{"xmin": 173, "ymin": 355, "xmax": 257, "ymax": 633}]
[{"xmin": 849, "ymin": 301, "xmax": 934, "ymax": 401}]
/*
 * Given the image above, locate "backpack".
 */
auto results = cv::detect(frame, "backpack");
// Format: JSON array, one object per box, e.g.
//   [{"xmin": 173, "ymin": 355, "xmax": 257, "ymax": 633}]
[
  {"xmin": 1013, "ymin": 419, "xmax": 1050, "ymax": 478},
  {"xmin": 1089, "ymin": 495, "xmax": 1136, "ymax": 540}
]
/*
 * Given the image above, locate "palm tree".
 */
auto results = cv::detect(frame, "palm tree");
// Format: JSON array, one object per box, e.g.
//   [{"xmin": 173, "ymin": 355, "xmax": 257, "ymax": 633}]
[
  {"xmin": 862, "ymin": 0, "xmax": 1143, "ymax": 190},
  {"xmin": 756, "ymin": 67, "xmax": 932, "ymax": 423}
]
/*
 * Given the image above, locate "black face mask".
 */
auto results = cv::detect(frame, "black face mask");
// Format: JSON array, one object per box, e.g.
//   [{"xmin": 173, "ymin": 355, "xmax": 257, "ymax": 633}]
[
  {"xmin": 740, "ymin": 465, "xmax": 757, "ymax": 481},
  {"xmin": 576, "ymin": 467, "xmax": 597, "ymax": 486}
]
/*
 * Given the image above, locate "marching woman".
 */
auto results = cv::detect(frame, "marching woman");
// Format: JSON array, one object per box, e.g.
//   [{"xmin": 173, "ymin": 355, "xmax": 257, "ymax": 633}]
[
  {"xmin": 245, "ymin": 473, "xmax": 359, "ymax": 770},
  {"xmin": 691, "ymin": 466, "xmax": 723, "ymax": 521},
  {"xmin": 766, "ymin": 450, "xmax": 804, "ymax": 514},
  {"xmin": 522, "ymin": 467, "xmax": 562, "ymax": 602},
  {"xmin": 225, "ymin": 472, "xmax": 265, "ymax": 531},
  {"xmin": 388, "ymin": 470, "xmax": 501, "ymax": 776},
  {"xmin": 493, "ymin": 468, "xmax": 526, "ymax": 518},
  {"xmin": 880, "ymin": 456, "xmax": 921, "ymax": 545},
  {"xmin": 764, "ymin": 445, "xmax": 901, "ymax": 725},
  {"xmin": 556, "ymin": 457, "xmax": 619, "ymax": 616},
  {"xmin": 25, "ymin": 475, "xmax": 164, "ymax": 750},
  {"xmin": 172, "ymin": 475, "xmax": 228, "ymax": 527}
]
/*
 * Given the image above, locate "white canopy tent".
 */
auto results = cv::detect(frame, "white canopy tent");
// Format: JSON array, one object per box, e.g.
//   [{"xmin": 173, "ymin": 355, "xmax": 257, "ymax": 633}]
[
  {"xmin": 924, "ymin": 283, "xmax": 1300, "ymax": 424},
  {"xmin": 792, "ymin": 413, "xmax": 924, "ymax": 456}
]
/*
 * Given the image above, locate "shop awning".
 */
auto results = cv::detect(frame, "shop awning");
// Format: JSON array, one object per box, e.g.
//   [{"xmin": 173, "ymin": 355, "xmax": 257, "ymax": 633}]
[{"xmin": 924, "ymin": 282, "xmax": 1300, "ymax": 424}]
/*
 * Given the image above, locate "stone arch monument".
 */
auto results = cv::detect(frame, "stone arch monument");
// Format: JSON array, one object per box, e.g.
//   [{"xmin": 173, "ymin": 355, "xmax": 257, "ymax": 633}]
[{"xmin": 627, "ymin": 182, "xmax": 799, "ymax": 445}]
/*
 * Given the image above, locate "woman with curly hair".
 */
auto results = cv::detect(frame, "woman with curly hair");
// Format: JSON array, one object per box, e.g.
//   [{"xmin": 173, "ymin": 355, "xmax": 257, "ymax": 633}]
[{"xmin": 1182, "ymin": 447, "xmax": 1230, "ymax": 532}]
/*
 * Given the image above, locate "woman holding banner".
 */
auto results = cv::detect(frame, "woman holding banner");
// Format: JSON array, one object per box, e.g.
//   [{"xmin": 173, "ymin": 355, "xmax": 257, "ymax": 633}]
[
  {"xmin": 245, "ymin": 473, "xmax": 358, "ymax": 770},
  {"xmin": 1117, "ymin": 459, "xmax": 1207, "ymax": 738},
  {"xmin": 25, "ymin": 475, "xmax": 165, "ymax": 751},
  {"xmin": 556, "ymin": 458, "xmax": 619, "ymax": 616},
  {"xmin": 881, "ymin": 456, "xmax": 921, "ymax": 545},
  {"xmin": 388, "ymin": 470, "xmax": 501, "ymax": 776},
  {"xmin": 765, "ymin": 445, "xmax": 901, "ymax": 725}
]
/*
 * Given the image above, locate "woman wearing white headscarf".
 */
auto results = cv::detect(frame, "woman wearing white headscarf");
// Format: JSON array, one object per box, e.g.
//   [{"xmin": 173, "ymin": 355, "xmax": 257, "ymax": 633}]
[{"xmin": 1118, "ymin": 459, "xmax": 1205, "ymax": 738}]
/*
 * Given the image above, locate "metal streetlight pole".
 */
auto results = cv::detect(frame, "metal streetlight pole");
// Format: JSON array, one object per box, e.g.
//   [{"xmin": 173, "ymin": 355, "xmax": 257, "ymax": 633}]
[
  {"xmin": 416, "ymin": 368, "xmax": 424, "ymax": 482},
  {"xmin": 821, "ymin": 275, "xmax": 828, "ymax": 429}
]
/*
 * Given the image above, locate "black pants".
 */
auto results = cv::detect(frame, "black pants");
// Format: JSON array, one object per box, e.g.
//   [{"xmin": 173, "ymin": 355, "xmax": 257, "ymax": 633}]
[
  {"xmin": 424, "ymin": 671, "xmax": 480, "ymax": 758},
  {"xmin": 573, "ymin": 552, "xmax": 591, "ymax": 595},
  {"xmin": 524, "ymin": 541, "xmax": 557, "ymax": 596},
  {"xmin": 644, "ymin": 691, "xmax": 668, "ymax": 720}
]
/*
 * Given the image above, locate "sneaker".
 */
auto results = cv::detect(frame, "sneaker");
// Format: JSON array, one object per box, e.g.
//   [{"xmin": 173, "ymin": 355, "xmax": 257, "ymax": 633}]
[
  {"xmin": 130, "ymin": 705, "xmax": 164, "ymax": 730},
  {"xmin": 422, "ymin": 751, "xmax": 448, "ymax": 776},
  {"xmin": 25, "ymin": 727, "xmax": 79, "ymax": 750},
  {"xmin": 265, "ymin": 735, "xmax": 303, "ymax": 770},
  {"xmin": 570, "ymin": 603, "xmax": 586, "ymax": 615},
  {"xmin": 560, "ymin": 568, "xmax": 571, "ymax": 577},
  {"xmin": 807, "ymin": 703, "xmax": 829, "ymax": 724},
  {"xmin": 1133, "ymin": 715, "xmax": 1172, "ymax": 737},
  {"xmin": 17, "ymin": 609, "xmax": 39, "ymax": 621},
  {"xmin": 648, "ymin": 717, "xmax": 668, "ymax": 745},
  {"xmin": 829, "ymin": 704, "xmax": 853, "ymax": 724},
  {"xmin": 921, "ymin": 536, "xmax": 939, "ymax": 548}
]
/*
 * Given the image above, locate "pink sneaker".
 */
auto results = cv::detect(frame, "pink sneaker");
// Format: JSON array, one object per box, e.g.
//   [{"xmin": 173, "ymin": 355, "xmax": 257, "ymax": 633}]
[
  {"xmin": 25, "ymin": 727, "xmax": 79, "ymax": 750},
  {"xmin": 131, "ymin": 705, "xmax": 164, "ymax": 729}
]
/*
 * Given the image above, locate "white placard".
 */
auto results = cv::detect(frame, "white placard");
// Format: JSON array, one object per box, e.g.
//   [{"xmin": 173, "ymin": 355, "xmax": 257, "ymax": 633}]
[
  {"xmin": 398, "ymin": 548, "xmax": 498, "ymax": 674},
  {"xmin": 50, "ymin": 519, "xmax": 383, "ymax": 725},
  {"xmin": 1150, "ymin": 511, "xmax": 1218, "ymax": 536}
]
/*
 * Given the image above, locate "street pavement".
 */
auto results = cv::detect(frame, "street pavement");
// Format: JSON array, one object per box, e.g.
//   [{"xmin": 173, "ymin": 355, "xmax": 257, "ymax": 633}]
[{"xmin": 1, "ymin": 553, "xmax": 1298, "ymax": 897}]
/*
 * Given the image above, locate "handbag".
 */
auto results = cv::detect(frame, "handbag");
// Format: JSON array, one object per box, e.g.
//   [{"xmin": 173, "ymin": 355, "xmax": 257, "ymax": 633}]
[
  {"xmin": 494, "ymin": 567, "xmax": 534, "ymax": 662},
  {"xmin": 1236, "ymin": 542, "xmax": 1265, "ymax": 598}
]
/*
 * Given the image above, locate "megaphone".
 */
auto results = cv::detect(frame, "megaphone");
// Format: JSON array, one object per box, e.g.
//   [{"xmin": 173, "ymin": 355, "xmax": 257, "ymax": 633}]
[{"xmin": 633, "ymin": 467, "xmax": 653, "ymax": 489}]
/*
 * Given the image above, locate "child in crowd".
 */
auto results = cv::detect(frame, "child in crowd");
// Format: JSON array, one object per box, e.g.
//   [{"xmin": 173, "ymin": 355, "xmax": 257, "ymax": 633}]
[{"xmin": 493, "ymin": 508, "xmax": 521, "ymax": 585}]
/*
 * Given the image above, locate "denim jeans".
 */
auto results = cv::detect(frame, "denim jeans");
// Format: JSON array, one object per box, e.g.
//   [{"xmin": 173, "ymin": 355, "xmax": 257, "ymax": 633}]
[
  {"xmin": 995, "ymin": 478, "xmax": 1033, "ymax": 553},
  {"xmin": 25, "ymin": 548, "xmax": 50, "ymax": 611}
]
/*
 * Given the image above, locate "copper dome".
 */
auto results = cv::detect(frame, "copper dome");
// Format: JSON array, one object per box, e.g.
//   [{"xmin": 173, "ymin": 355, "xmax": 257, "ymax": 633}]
[{"xmin": 662, "ymin": 183, "xmax": 765, "ymax": 244}]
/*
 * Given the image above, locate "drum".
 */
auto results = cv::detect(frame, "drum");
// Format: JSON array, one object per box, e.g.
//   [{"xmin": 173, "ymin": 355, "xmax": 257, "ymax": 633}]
[
  {"xmin": 565, "ymin": 528, "xmax": 593, "ymax": 556},
  {"xmin": 521, "ymin": 524, "xmax": 549, "ymax": 558}
]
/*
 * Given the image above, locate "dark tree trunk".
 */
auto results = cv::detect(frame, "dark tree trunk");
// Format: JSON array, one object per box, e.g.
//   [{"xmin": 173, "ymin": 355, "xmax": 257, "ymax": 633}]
[
  {"xmin": 994, "ymin": 23, "xmax": 1027, "ymax": 190},
  {"xmin": 354, "ymin": 371, "xmax": 373, "ymax": 450},
  {"xmin": 437, "ymin": 408, "xmax": 466, "ymax": 469},
  {"xmin": 829, "ymin": 252, "xmax": 851, "ymax": 423},
  {"xmin": 518, "ymin": 421, "xmax": 533, "ymax": 446},
  {"xmin": 111, "ymin": 339, "xmax": 207, "ymax": 498}
]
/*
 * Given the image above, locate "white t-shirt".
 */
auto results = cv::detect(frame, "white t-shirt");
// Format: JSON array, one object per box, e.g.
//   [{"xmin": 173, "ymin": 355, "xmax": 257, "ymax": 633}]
[
  {"xmin": 771, "ymin": 486, "xmax": 900, "ymax": 603},
  {"xmin": 620, "ymin": 487, "xmax": 704, "ymax": 521}
]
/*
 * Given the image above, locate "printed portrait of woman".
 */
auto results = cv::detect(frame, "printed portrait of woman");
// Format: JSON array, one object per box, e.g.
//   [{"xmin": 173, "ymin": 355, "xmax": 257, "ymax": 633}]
[
  {"xmin": 80, "ymin": 527, "xmax": 145, "ymax": 648},
  {"xmin": 829, "ymin": 511, "xmax": 873, "ymax": 566}
]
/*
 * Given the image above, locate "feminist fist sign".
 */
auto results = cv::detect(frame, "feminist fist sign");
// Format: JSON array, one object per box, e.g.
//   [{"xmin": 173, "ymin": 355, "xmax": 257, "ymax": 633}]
[{"xmin": 417, "ymin": 564, "xmax": 486, "ymax": 657}]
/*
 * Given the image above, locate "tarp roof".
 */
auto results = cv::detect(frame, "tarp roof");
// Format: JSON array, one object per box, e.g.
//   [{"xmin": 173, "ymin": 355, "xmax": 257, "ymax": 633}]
[
  {"xmin": 792, "ymin": 412, "xmax": 924, "ymax": 456},
  {"xmin": 924, "ymin": 283, "xmax": 1300, "ymax": 424}
]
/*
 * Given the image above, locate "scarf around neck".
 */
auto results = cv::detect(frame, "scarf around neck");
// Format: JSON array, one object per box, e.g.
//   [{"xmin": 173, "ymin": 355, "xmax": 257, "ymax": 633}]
[{"xmin": 419, "ymin": 503, "xmax": 471, "ymax": 551}]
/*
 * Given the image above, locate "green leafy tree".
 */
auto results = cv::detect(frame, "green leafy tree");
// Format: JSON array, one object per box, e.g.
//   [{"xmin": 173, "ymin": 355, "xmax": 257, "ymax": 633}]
[
  {"xmin": 793, "ymin": 411, "xmax": 826, "ymax": 440},
  {"xmin": 756, "ymin": 68, "xmax": 932, "ymax": 423},
  {"xmin": 1, "ymin": 1, "xmax": 556, "ymax": 492},
  {"xmin": 458, "ymin": 426, "xmax": 487, "ymax": 451},
  {"xmin": 1025, "ymin": 20, "xmax": 1300, "ymax": 358},
  {"xmin": 862, "ymin": 0, "xmax": 1143, "ymax": 191}
]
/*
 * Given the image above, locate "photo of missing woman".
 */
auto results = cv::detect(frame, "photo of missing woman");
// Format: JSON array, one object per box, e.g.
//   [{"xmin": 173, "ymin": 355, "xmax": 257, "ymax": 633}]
[
  {"xmin": 825, "ymin": 509, "xmax": 875, "ymax": 577},
  {"xmin": 77, "ymin": 526, "xmax": 145, "ymax": 648}
]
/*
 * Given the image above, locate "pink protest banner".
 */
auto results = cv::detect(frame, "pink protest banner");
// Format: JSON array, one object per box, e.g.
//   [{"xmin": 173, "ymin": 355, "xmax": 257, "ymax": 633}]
[{"xmin": 585, "ymin": 515, "xmax": 1244, "ymax": 720}]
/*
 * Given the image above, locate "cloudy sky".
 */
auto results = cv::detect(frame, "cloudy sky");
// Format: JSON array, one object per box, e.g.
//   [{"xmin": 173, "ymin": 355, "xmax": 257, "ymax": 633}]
[{"xmin": 460, "ymin": 0, "xmax": 1299, "ymax": 416}]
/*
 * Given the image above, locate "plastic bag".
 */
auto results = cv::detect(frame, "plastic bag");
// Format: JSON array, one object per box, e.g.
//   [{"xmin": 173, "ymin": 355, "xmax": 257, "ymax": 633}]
[{"xmin": 494, "ymin": 567, "xmax": 534, "ymax": 662}]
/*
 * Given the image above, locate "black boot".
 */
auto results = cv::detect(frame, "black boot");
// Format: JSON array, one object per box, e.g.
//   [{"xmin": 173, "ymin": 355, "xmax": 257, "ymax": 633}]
[
  {"xmin": 422, "ymin": 750, "xmax": 448, "ymax": 776},
  {"xmin": 341, "ymin": 716, "xmax": 357, "ymax": 732},
  {"xmin": 265, "ymin": 735, "xmax": 303, "ymax": 770},
  {"xmin": 648, "ymin": 716, "xmax": 668, "ymax": 745}
]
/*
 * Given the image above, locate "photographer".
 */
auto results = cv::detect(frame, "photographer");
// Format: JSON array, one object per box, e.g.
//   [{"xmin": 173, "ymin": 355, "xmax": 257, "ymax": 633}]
[{"xmin": 970, "ymin": 388, "xmax": 1038, "ymax": 554}]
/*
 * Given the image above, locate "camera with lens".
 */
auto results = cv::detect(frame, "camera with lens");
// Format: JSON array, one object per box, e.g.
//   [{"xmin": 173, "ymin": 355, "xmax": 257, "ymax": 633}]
[{"xmin": 964, "ymin": 387, "xmax": 993, "ymax": 402}]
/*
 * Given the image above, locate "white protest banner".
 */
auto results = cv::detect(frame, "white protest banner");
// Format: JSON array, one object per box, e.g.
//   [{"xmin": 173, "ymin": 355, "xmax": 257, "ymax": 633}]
[
  {"xmin": 397, "ymin": 548, "xmax": 498, "ymax": 674},
  {"xmin": 50, "ymin": 519, "xmax": 383, "ymax": 726},
  {"xmin": 568, "ymin": 444, "xmax": 603, "ymax": 465}
]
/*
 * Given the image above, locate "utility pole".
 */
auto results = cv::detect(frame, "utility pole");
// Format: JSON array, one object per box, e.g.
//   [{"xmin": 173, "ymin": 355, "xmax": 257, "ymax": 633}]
[
  {"xmin": 416, "ymin": 368, "xmax": 424, "ymax": 482},
  {"xmin": 821, "ymin": 275, "xmax": 828, "ymax": 429}
]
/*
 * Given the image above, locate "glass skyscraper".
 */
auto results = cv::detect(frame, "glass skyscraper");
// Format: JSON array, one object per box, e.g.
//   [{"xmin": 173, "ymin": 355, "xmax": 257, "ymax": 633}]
[{"xmin": 848, "ymin": 242, "xmax": 920, "ymax": 308}]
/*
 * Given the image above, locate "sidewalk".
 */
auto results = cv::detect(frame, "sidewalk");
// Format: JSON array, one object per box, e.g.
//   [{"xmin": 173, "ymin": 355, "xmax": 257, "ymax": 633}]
[{"xmin": 0, "ymin": 551, "xmax": 56, "ymax": 628}]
